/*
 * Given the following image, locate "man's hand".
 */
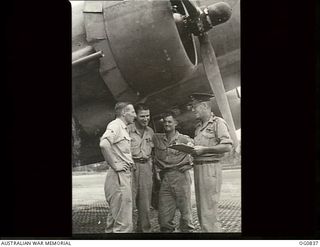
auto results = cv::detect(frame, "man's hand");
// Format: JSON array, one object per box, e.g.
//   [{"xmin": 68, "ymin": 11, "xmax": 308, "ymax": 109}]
[
  {"xmin": 186, "ymin": 142, "xmax": 194, "ymax": 147},
  {"xmin": 191, "ymin": 146, "xmax": 206, "ymax": 156},
  {"xmin": 179, "ymin": 164, "xmax": 193, "ymax": 172},
  {"xmin": 154, "ymin": 171, "xmax": 161, "ymax": 182},
  {"xmin": 155, "ymin": 172, "xmax": 161, "ymax": 182},
  {"xmin": 114, "ymin": 163, "xmax": 131, "ymax": 172}
]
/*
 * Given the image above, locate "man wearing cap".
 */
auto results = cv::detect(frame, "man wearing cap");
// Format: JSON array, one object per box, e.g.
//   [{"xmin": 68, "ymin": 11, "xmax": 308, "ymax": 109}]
[
  {"xmin": 189, "ymin": 93, "xmax": 233, "ymax": 232},
  {"xmin": 99, "ymin": 102, "xmax": 136, "ymax": 233},
  {"xmin": 127, "ymin": 103, "xmax": 154, "ymax": 232},
  {"xmin": 153, "ymin": 111, "xmax": 195, "ymax": 233}
]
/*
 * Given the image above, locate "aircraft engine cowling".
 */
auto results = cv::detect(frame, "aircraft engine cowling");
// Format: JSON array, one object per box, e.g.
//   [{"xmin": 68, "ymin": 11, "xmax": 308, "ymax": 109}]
[
  {"xmin": 82, "ymin": 0, "xmax": 197, "ymax": 101},
  {"xmin": 71, "ymin": 0, "xmax": 240, "ymax": 166}
]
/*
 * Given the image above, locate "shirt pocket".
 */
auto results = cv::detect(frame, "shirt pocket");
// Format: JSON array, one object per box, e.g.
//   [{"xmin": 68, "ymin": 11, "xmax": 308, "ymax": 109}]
[
  {"xmin": 156, "ymin": 140, "xmax": 167, "ymax": 150},
  {"xmin": 206, "ymin": 164, "xmax": 222, "ymax": 193},
  {"xmin": 131, "ymin": 136, "xmax": 140, "ymax": 148},
  {"xmin": 155, "ymin": 145, "xmax": 167, "ymax": 161},
  {"xmin": 143, "ymin": 137, "xmax": 153, "ymax": 155},
  {"xmin": 200, "ymin": 130, "xmax": 219, "ymax": 147},
  {"xmin": 116, "ymin": 136, "xmax": 131, "ymax": 154},
  {"xmin": 207, "ymin": 163, "xmax": 216, "ymax": 177},
  {"xmin": 130, "ymin": 136, "xmax": 140, "ymax": 155},
  {"xmin": 167, "ymin": 148, "xmax": 181, "ymax": 157}
]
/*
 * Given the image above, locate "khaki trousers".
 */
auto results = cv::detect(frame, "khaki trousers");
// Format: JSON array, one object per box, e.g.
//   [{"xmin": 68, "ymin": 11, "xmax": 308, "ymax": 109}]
[
  {"xmin": 104, "ymin": 168, "xmax": 133, "ymax": 233},
  {"xmin": 158, "ymin": 169, "xmax": 195, "ymax": 232},
  {"xmin": 193, "ymin": 162, "xmax": 222, "ymax": 232},
  {"xmin": 132, "ymin": 160, "xmax": 153, "ymax": 232}
]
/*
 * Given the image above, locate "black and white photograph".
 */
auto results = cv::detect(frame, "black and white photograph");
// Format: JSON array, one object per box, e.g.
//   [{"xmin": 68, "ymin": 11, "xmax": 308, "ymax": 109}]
[
  {"xmin": 2, "ymin": 0, "xmax": 318, "ymax": 241},
  {"xmin": 71, "ymin": 0, "xmax": 241, "ymax": 235}
]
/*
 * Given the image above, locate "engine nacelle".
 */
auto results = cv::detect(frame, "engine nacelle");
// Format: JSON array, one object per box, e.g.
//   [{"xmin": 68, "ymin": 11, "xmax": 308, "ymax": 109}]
[{"xmin": 81, "ymin": 0, "xmax": 197, "ymax": 101}]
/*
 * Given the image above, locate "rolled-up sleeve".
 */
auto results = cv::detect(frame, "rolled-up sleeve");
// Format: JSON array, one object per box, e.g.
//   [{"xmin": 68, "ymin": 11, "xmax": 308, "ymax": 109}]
[
  {"xmin": 177, "ymin": 134, "xmax": 194, "ymax": 146},
  {"xmin": 101, "ymin": 123, "xmax": 119, "ymax": 144},
  {"xmin": 217, "ymin": 120, "xmax": 233, "ymax": 146}
]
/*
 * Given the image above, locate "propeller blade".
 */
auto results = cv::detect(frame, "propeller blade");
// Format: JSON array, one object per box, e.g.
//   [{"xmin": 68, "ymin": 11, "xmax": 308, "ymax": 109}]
[
  {"xmin": 182, "ymin": 0, "xmax": 201, "ymax": 19},
  {"xmin": 199, "ymin": 33, "xmax": 239, "ymax": 148}
]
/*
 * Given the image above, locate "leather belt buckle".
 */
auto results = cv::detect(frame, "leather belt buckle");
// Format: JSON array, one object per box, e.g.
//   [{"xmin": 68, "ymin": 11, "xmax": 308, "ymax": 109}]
[{"xmin": 134, "ymin": 158, "xmax": 148, "ymax": 163}]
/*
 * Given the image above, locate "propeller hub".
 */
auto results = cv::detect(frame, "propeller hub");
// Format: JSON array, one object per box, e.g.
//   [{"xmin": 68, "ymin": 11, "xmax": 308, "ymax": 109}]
[
  {"xmin": 206, "ymin": 2, "xmax": 232, "ymax": 27},
  {"xmin": 180, "ymin": 1, "xmax": 232, "ymax": 36}
]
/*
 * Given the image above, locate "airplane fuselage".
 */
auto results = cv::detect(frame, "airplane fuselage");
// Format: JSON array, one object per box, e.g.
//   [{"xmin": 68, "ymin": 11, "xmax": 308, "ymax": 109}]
[{"xmin": 71, "ymin": 0, "xmax": 240, "ymax": 165}]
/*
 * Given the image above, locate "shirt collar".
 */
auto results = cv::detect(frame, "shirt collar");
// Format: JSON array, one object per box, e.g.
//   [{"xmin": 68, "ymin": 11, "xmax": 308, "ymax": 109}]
[
  {"xmin": 163, "ymin": 130, "xmax": 180, "ymax": 143},
  {"xmin": 116, "ymin": 118, "xmax": 127, "ymax": 129},
  {"xmin": 132, "ymin": 122, "xmax": 150, "ymax": 136},
  {"xmin": 131, "ymin": 122, "xmax": 139, "ymax": 134},
  {"xmin": 200, "ymin": 113, "xmax": 216, "ymax": 131}
]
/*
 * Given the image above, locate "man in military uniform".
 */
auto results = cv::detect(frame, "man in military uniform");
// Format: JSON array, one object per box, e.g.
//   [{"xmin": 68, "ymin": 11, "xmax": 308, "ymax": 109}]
[
  {"xmin": 127, "ymin": 103, "xmax": 154, "ymax": 232},
  {"xmin": 99, "ymin": 102, "xmax": 136, "ymax": 233},
  {"xmin": 189, "ymin": 93, "xmax": 233, "ymax": 232},
  {"xmin": 153, "ymin": 111, "xmax": 195, "ymax": 233}
]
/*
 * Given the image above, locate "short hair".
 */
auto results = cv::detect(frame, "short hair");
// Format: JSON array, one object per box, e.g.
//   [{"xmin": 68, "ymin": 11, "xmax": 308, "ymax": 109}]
[
  {"xmin": 162, "ymin": 110, "xmax": 178, "ymax": 120},
  {"xmin": 134, "ymin": 103, "xmax": 150, "ymax": 115},
  {"xmin": 114, "ymin": 102, "xmax": 132, "ymax": 117}
]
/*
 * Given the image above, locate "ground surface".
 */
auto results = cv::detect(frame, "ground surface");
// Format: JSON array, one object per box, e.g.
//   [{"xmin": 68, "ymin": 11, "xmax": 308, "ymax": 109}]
[{"xmin": 72, "ymin": 169, "xmax": 241, "ymax": 234}]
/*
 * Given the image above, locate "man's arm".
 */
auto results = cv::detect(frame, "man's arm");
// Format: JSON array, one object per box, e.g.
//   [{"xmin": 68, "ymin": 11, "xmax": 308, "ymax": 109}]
[
  {"xmin": 152, "ymin": 160, "xmax": 161, "ymax": 181},
  {"xmin": 186, "ymin": 135, "xmax": 195, "ymax": 147},
  {"xmin": 151, "ymin": 135, "xmax": 161, "ymax": 181},
  {"xmin": 152, "ymin": 149, "xmax": 161, "ymax": 181},
  {"xmin": 99, "ymin": 138, "xmax": 130, "ymax": 172},
  {"xmin": 192, "ymin": 119, "xmax": 233, "ymax": 156},
  {"xmin": 178, "ymin": 134, "xmax": 194, "ymax": 172},
  {"xmin": 191, "ymin": 143, "xmax": 232, "ymax": 156}
]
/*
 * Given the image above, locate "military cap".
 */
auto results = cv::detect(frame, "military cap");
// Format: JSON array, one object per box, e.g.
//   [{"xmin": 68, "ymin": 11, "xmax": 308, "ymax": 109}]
[{"xmin": 189, "ymin": 93, "xmax": 214, "ymax": 103}]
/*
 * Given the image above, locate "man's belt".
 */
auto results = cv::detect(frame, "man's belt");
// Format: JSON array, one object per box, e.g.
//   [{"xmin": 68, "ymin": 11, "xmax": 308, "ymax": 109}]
[
  {"xmin": 161, "ymin": 166, "xmax": 180, "ymax": 172},
  {"xmin": 160, "ymin": 163, "xmax": 191, "ymax": 173},
  {"xmin": 194, "ymin": 160, "xmax": 219, "ymax": 165},
  {"xmin": 133, "ymin": 157, "xmax": 151, "ymax": 163}
]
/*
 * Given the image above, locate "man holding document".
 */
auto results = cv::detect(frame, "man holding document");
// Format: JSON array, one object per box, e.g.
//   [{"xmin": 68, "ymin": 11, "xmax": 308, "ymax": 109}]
[
  {"xmin": 189, "ymin": 93, "xmax": 233, "ymax": 232},
  {"xmin": 153, "ymin": 111, "xmax": 195, "ymax": 232}
]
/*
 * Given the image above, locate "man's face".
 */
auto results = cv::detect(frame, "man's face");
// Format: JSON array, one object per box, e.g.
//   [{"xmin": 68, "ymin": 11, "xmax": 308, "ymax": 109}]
[
  {"xmin": 136, "ymin": 110, "xmax": 150, "ymax": 128},
  {"xmin": 163, "ymin": 115, "xmax": 177, "ymax": 133},
  {"xmin": 123, "ymin": 104, "xmax": 136, "ymax": 124},
  {"xmin": 191, "ymin": 102, "xmax": 204, "ymax": 119}
]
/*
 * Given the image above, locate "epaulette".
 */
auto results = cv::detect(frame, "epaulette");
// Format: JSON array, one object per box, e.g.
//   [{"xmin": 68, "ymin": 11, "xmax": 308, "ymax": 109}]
[{"xmin": 213, "ymin": 116, "xmax": 229, "ymax": 131}]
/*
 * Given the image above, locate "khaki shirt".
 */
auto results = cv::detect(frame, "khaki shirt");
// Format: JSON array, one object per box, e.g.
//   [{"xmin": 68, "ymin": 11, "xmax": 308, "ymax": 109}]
[
  {"xmin": 100, "ymin": 118, "xmax": 134, "ymax": 166},
  {"xmin": 127, "ymin": 123, "xmax": 154, "ymax": 159},
  {"xmin": 194, "ymin": 114, "xmax": 233, "ymax": 162},
  {"xmin": 153, "ymin": 131, "xmax": 192, "ymax": 170}
]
